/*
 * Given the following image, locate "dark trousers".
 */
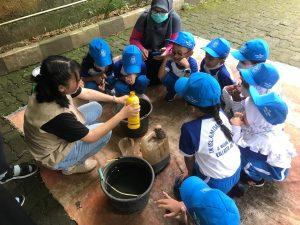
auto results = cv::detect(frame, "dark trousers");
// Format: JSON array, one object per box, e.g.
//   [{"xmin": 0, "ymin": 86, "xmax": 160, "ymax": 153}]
[
  {"xmin": 145, "ymin": 56, "xmax": 163, "ymax": 86},
  {"xmin": 0, "ymin": 185, "xmax": 36, "ymax": 225},
  {"xmin": 0, "ymin": 132, "xmax": 9, "ymax": 174}
]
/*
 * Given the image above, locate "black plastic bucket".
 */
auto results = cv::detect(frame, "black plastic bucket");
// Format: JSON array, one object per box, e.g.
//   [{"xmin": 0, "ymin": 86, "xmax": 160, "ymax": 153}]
[
  {"xmin": 115, "ymin": 98, "xmax": 153, "ymax": 138},
  {"xmin": 99, "ymin": 157, "xmax": 155, "ymax": 214}
]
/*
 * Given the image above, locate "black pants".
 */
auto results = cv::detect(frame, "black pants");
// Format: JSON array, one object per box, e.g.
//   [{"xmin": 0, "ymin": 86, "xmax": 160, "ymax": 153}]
[
  {"xmin": 0, "ymin": 185, "xmax": 36, "ymax": 225},
  {"xmin": 0, "ymin": 132, "xmax": 9, "ymax": 174},
  {"xmin": 145, "ymin": 56, "xmax": 163, "ymax": 86}
]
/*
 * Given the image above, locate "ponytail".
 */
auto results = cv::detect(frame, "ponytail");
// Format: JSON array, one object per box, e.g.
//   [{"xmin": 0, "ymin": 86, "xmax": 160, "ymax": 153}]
[
  {"xmin": 211, "ymin": 106, "xmax": 233, "ymax": 142},
  {"xmin": 197, "ymin": 104, "xmax": 233, "ymax": 142}
]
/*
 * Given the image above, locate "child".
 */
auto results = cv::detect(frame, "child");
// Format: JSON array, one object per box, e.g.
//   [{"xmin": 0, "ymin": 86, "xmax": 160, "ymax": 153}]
[
  {"xmin": 230, "ymin": 86, "xmax": 296, "ymax": 186},
  {"xmin": 174, "ymin": 72, "xmax": 241, "ymax": 194},
  {"xmin": 156, "ymin": 176, "xmax": 240, "ymax": 225},
  {"xmin": 222, "ymin": 63, "xmax": 280, "ymax": 117},
  {"xmin": 81, "ymin": 38, "xmax": 114, "ymax": 92},
  {"xmin": 232, "ymin": 38, "xmax": 269, "ymax": 70},
  {"xmin": 158, "ymin": 31, "xmax": 198, "ymax": 102},
  {"xmin": 222, "ymin": 39, "xmax": 271, "ymax": 116},
  {"xmin": 200, "ymin": 37, "xmax": 234, "ymax": 89},
  {"xmin": 112, "ymin": 45, "xmax": 150, "ymax": 96}
]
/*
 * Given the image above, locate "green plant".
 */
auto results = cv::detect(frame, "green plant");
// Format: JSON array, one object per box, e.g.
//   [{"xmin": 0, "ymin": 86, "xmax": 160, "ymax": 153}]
[{"xmin": 101, "ymin": 0, "xmax": 128, "ymax": 18}]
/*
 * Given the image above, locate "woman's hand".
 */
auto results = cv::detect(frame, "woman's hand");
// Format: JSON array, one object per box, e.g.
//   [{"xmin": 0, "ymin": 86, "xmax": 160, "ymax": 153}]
[
  {"xmin": 115, "ymin": 95, "xmax": 128, "ymax": 104},
  {"xmin": 118, "ymin": 104, "xmax": 140, "ymax": 120},
  {"xmin": 154, "ymin": 47, "xmax": 167, "ymax": 60},
  {"xmin": 142, "ymin": 48, "xmax": 149, "ymax": 60},
  {"xmin": 156, "ymin": 191, "xmax": 186, "ymax": 218}
]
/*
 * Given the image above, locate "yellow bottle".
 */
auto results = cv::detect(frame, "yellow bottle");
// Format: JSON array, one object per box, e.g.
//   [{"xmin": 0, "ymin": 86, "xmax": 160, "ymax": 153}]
[{"xmin": 126, "ymin": 91, "xmax": 140, "ymax": 129}]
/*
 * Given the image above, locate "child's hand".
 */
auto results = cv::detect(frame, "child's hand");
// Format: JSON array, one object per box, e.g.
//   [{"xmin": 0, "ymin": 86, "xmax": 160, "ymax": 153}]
[
  {"xmin": 178, "ymin": 58, "xmax": 190, "ymax": 69},
  {"xmin": 156, "ymin": 191, "xmax": 186, "ymax": 219},
  {"xmin": 230, "ymin": 112, "xmax": 245, "ymax": 126},
  {"xmin": 226, "ymin": 85, "xmax": 244, "ymax": 102}
]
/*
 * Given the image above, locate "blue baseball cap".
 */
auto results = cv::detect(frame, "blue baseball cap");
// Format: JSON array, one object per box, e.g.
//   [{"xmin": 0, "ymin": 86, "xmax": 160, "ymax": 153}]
[
  {"xmin": 249, "ymin": 86, "xmax": 288, "ymax": 125},
  {"xmin": 232, "ymin": 39, "xmax": 269, "ymax": 62},
  {"xmin": 89, "ymin": 38, "xmax": 112, "ymax": 67},
  {"xmin": 180, "ymin": 176, "xmax": 240, "ymax": 225},
  {"xmin": 202, "ymin": 38, "xmax": 231, "ymax": 58},
  {"xmin": 122, "ymin": 45, "xmax": 142, "ymax": 74},
  {"xmin": 168, "ymin": 31, "xmax": 196, "ymax": 50},
  {"xmin": 175, "ymin": 72, "xmax": 221, "ymax": 107},
  {"xmin": 239, "ymin": 63, "xmax": 279, "ymax": 89}
]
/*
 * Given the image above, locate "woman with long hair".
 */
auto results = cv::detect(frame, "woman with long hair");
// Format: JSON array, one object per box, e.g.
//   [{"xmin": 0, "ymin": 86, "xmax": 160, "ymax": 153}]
[{"xmin": 24, "ymin": 55, "xmax": 139, "ymax": 175}]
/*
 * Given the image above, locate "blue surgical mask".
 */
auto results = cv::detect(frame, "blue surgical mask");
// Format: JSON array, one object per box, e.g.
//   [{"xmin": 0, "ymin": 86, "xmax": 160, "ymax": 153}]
[{"xmin": 151, "ymin": 12, "xmax": 169, "ymax": 23}]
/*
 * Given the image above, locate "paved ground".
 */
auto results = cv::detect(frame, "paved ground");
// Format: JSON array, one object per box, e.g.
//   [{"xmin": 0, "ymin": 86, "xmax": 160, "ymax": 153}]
[{"xmin": 1, "ymin": 0, "xmax": 299, "ymax": 224}]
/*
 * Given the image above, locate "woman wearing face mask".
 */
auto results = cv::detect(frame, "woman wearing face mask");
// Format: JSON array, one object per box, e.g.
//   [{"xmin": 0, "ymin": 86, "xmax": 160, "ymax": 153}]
[
  {"xmin": 24, "ymin": 55, "xmax": 139, "ymax": 175},
  {"xmin": 129, "ymin": 0, "xmax": 181, "ymax": 85}
]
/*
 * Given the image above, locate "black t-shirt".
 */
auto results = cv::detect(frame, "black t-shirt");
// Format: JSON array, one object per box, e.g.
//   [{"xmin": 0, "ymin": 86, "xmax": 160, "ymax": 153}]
[{"xmin": 40, "ymin": 87, "xmax": 89, "ymax": 142}]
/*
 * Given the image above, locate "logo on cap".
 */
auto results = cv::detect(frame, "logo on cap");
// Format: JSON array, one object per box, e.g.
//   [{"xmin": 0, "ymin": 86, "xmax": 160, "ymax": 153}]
[
  {"xmin": 100, "ymin": 49, "xmax": 106, "ymax": 57},
  {"xmin": 186, "ymin": 40, "xmax": 193, "ymax": 47},
  {"xmin": 263, "ymin": 106, "xmax": 272, "ymax": 117},
  {"xmin": 255, "ymin": 53, "xmax": 264, "ymax": 59},
  {"xmin": 130, "ymin": 56, "xmax": 136, "ymax": 65},
  {"xmin": 212, "ymin": 40, "xmax": 219, "ymax": 48}
]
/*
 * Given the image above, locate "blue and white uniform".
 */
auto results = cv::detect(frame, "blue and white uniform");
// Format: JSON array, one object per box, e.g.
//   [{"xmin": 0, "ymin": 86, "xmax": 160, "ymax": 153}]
[
  {"xmin": 179, "ymin": 112, "xmax": 241, "ymax": 194},
  {"xmin": 200, "ymin": 60, "xmax": 234, "ymax": 90},
  {"xmin": 163, "ymin": 57, "xmax": 198, "ymax": 97},
  {"xmin": 232, "ymin": 97, "xmax": 296, "ymax": 182}
]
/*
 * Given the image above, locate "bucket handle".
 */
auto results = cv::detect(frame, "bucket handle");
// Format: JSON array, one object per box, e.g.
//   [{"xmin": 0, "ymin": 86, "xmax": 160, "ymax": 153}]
[{"xmin": 98, "ymin": 167, "xmax": 139, "ymax": 198}]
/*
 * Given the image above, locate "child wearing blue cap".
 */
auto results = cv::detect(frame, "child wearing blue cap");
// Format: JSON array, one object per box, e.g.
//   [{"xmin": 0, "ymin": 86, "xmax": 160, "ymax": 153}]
[
  {"xmin": 200, "ymin": 37, "xmax": 234, "ymax": 89},
  {"xmin": 158, "ymin": 31, "xmax": 198, "ymax": 102},
  {"xmin": 222, "ymin": 63, "xmax": 280, "ymax": 117},
  {"xmin": 232, "ymin": 38, "xmax": 269, "ymax": 70},
  {"xmin": 111, "ymin": 45, "xmax": 150, "ymax": 96},
  {"xmin": 156, "ymin": 176, "xmax": 240, "ymax": 225},
  {"xmin": 174, "ymin": 72, "xmax": 241, "ymax": 194},
  {"xmin": 81, "ymin": 38, "xmax": 114, "ymax": 92},
  {"xmin": 230, "ymin": 87, "xmax": 296, "ymax": 187}
]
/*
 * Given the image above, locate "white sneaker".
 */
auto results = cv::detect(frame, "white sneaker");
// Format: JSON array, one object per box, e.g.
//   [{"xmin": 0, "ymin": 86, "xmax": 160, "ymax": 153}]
[{"xmin": 62, "ymin": 159, "xmax": 97, "ymax": 175}]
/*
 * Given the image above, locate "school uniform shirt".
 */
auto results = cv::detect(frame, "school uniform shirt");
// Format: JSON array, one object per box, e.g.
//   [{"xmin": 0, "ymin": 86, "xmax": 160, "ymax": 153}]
[
  {"xmin": 200, "ymin": 60, "xmax": 234, "ymax": 89},
  {"xmin": 24, "ymin": 87, "xmax": 88, "ymax": 168},
  {"xmin": 165, "ymin": 57, "xmax": 198, "ymax": 77},
  {"xmin": 80, "ymin": 53, "xmax": 114, "ymax": 78},
  {"xmin": 179, "ymin": 113, "xmax": 241, "ymax": 179}
]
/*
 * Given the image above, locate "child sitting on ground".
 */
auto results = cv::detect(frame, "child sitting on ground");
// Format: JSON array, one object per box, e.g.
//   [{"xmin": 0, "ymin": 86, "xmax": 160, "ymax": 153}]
[
  {"xmin": 158, "ymin": 31, "xmax": 198, "ymax": 102},
  {"xmin": 174, "ymin": 72, "xmax": 241, "ymax": 194},
  {"xmin": 156, "ymin": 176, "xmax": 240, "ymax": 225},
  {"xmin": 223, "ymin": 63, "xmax": 280, "ymax": 117},
  {"xmin": 80, "ymin": 38, "xmax": 114, "ymax": 93},
  {"xmin": 112, "ymin": 45, "xmax": 150, "ymax": 97},
  {"xmin": 200, "ymin": 37, "xmax": 234, "ymax": 89},
  {"xmin": 230, "ymin": 86, "xmax": 296, "ymax": 187}
]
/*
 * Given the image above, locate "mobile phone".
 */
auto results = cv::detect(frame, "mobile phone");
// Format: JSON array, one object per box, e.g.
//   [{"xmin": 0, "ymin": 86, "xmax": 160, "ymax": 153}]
[{"xmin": 151, "ymin": 51, "xmax": 162, "ymax": 57}]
